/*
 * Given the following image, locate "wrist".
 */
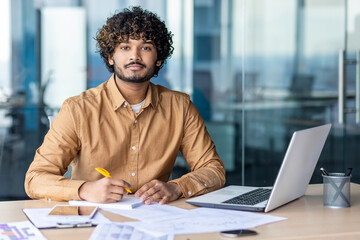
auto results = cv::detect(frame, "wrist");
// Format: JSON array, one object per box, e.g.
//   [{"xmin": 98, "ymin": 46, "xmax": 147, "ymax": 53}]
[
  {"xmin": 169, "ymin": 182, "xmax": 182, "ymax": 199},
  {"xmin": 78, "ymin": 181, "xmax": 89, "ymax": 200}
]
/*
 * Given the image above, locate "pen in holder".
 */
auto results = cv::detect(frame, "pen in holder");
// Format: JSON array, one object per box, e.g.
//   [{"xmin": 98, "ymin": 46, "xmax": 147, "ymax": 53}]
[{"xmin": 322, "ymin": 170, "xmax": 351, "ymax": 208}]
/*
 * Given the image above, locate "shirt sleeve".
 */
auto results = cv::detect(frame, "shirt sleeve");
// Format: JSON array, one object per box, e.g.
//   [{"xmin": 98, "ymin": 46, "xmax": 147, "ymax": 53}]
[
  {"xmin": 169, "ymin": 98, "xmax": 226, "ymax": 198},
  {"xmin": 24, "ymin": 100, "xmax": 85, "ymax": 201}
]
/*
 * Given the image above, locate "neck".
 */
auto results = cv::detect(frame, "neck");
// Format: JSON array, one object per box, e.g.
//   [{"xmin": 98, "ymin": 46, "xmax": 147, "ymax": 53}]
[{"xmin": 114, "ymin": 75, "xmax": 150, "ymax": 105}]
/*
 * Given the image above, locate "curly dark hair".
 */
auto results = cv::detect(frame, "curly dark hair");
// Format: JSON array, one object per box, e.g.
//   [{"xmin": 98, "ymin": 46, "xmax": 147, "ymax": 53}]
[{"xmin": 95, "ymin": 6, "xmax": 174, "ymax": 77}]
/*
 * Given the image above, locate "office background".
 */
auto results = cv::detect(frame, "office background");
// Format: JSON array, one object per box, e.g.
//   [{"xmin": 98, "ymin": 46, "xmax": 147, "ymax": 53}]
[{"xmin": 0, "ymin": 0, "xmax": 359, "ymax": 200}]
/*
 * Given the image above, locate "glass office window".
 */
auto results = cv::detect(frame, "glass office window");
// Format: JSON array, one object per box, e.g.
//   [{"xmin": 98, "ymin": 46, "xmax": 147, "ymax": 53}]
[
  {"xmin": 2, "ymin": 0, "xmax": 360, "ymax": 201},
  {"xmin": 0, "ymin": 0, "xmax": 11, "ymax": 94}
]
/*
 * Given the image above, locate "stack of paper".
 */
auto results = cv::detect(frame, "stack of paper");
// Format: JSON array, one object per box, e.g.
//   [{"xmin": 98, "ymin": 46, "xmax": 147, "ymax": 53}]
[
  {"xmin": 69, "ymin": 197, "xmax": 143, "ymax": 210},
  {"xmin": 99, "ymin": 204, "xmax": 287, "ymax": 235}
]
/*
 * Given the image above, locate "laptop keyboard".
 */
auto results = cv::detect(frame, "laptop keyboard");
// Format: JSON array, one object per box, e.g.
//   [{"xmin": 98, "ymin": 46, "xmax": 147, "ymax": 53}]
[{"xmin": 222, "ymin": 188, "xmax": 272, "ymax": 206}]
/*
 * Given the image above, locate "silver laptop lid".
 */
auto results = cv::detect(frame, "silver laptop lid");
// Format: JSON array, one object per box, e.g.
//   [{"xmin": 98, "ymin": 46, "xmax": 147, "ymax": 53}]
[{"xmin": 265, "ymin": 123, "xmax": 331, "ymax": 212}]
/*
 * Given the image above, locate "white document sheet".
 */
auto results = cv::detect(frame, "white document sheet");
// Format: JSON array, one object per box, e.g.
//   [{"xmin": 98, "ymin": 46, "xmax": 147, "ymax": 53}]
[
  {"xmin": 69, "ymin": 197, "xmax": 143, "ymax": 210},
  {"xmin": 103, "ymin": 203, "xmax": 189, "ymax": 222},
  {"xmin": 89, "ymin": 223, "xmax": 174, "ymax": 240},
  {"xmin": 0, "ymin": 221, "xmax": 47, "ymax": 240},
  {"xmin": 123, "ymin": 207, "xmax": 286, "ymax": 235},
  {"xmin": 23, "ymin": 208, "xmax": 111, "ymax": 229}
]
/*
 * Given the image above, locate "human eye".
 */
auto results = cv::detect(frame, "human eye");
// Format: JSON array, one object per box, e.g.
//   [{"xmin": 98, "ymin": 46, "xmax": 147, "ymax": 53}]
[
  {"xmin": 142, "ymin": 45, "xmax": 153, "ymax": 51},
  {"xmin": 119, "ymin": 45, "xmax": 130, "ymax": 50}
]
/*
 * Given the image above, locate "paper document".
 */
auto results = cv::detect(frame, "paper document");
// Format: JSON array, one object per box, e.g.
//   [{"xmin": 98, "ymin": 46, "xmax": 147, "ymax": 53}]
[
  {"xmin": 123, "ymin": 207, "xmax": 286, "ymax": 235},
  {"xmin": 0, "ymin": 221, "xmax": 47, "ymax": 240},
  {"xmin": 89, "ymin": 223, "xmax": 174, "ymax": 240},
  {"xmin": 69, "ymin": 196, "xmax": 143, "ymax": 210},
  {"xmin": 104, "ymin": 203, "xmax": 189, "ymax": 222},
  {"xmin": 23, "ymin": 208, "xmax": 111, "ymax": 229}
]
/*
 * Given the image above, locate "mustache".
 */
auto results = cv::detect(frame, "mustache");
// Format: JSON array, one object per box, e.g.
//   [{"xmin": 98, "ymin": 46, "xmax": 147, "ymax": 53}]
[{"xmin": 124, "ymin": 62, "xmax": 146, "ymax": 68}]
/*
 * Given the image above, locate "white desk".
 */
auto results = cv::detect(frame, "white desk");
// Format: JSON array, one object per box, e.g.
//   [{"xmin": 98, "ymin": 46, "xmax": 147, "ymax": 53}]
[{"xmin": 0, "ymin": 184, "xmax": 360, "ymax": 239}]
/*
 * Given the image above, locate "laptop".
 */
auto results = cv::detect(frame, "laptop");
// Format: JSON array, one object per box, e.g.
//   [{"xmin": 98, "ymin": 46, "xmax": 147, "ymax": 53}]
[{"xmin": 186, "ymin": 124, "xmax": 331, "ymax": 212}]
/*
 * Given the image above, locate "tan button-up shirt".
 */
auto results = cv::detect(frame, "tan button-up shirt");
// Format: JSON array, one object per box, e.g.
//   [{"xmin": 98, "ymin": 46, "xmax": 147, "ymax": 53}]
[{"xmin": 25, "ymin": 75, "xmax": 225, "ymax": 201}]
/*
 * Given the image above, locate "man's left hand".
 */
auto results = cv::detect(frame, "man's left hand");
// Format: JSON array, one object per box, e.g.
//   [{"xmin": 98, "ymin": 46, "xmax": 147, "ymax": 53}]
[{"xmin": 135, "ymin": 180, "xmax": 182, "ymax": 205}]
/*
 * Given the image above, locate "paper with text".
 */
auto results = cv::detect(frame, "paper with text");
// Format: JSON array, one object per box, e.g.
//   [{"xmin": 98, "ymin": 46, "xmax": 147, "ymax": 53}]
[
  {"xmin": 89, "ymin": 223, "xmax": 174, "ymax": 240},
  {"xmin": 0, "ymin": 221, "xmax": 47, "ymax": 240},
  {"xmin": 123, "ymin": 207, "xmax": 286, "ymax": 235},
  {"xmin": 103, "ymin": 203, "xmax": 188, "ymax": 222}
]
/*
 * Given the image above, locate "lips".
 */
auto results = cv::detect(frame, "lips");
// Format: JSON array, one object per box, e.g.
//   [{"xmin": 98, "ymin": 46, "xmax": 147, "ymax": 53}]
[
  {"xmin": 126, "ymin": 64, "xmax": 145, "ymax": 70},
  {"xmin": 125, "ymin": 62, "xmax": 146, "ymax": 71}
]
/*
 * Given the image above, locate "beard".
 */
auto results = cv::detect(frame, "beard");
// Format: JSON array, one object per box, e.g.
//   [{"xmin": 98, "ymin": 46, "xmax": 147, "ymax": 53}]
[{"xmin": 114, "ymin": 60, "xmax": 155, "ymax": 83}]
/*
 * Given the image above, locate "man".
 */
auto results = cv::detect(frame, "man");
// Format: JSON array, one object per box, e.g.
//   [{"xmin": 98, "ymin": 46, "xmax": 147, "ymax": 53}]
[{"xmin": 25, "ymin": 6, "xmax": 225, "ymax": 205}]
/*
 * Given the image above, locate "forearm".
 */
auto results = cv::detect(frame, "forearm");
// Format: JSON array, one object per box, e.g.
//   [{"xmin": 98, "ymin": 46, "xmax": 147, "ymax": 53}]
[
  {"xmin": 177, "ymin": 100, "xmax": 226, "ymax": 198},
  {"xmin": 25, "ymin": 159, "xmax": 85, "ymax": 201},
  {"xmin": 170, "ymin": 161, "xmax": 226, "ymax": 198},
  {"xmin": 25, "ymin": 146, "xmax": 84, "ymax": 201},
  {"xmin": 25, "ymin": 100, "xmax": 83, "ymax": 201}
]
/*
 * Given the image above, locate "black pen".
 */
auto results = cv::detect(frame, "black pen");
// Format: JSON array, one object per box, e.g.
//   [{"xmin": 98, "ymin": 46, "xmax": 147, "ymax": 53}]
[
  {"xmin": 320, "ymin": 167, "xmax": 329, "ymax": 176},
  {"xmin": 345, "ymin": 168, "xmax": 352, "ymax": 176}
]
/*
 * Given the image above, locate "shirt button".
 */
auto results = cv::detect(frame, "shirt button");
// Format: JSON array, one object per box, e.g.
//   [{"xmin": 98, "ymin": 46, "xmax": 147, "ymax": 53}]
[
  {"xmin": 132, "ymin": 146, "xmax": 136, "ymax": 150},
  {"xmin": 204, "ymin": 183, "xmax": 207, "ymax": 187},
  {"xmin": 131, "ymin": 172, "xmax": 136, "ymax": 177},
  {"xmin": 134, "ymin": 120, "xmax": 138, "ymax": 124},
  {"xmin": 188, "ymin": 191, "xmax": 192, "ymax": 196},
  {"xmin": 124, "ymin": 102, "xmax": 128, "ymax": 107}
]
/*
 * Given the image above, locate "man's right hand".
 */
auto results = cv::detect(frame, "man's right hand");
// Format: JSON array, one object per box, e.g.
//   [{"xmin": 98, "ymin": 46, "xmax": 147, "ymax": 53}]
[{"xmin": 78, "ymin": 177, "xmax": 131, "ymax": 203}]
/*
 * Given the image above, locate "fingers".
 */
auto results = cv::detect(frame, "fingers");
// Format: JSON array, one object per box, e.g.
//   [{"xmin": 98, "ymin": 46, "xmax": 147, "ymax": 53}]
[
  {"xmin": 159, "ymin": 195, "xmax": 169, "ymax": 205},
  {"xmin": 135, "ymin": 180, "xmax": 182, "ymax": 205},
  {"xmin": 78, "ymin": 177, "xmax": 132, "ymax": 203},
  {"xmin": 148, "ymin": 193, "xmax": 170, "ymax": 205},
  {"xmin": 142, "ymin": 188, "xmax": 162, "ymax": 205},
  {"xmin": 135, "ymin": 181, "xmax": 155, "ymax": 198},
  {"xmin": 108, "ymin": 178, "xmax": 131, "ymax": 191},
  {"xmin": 104, "ymin": 178, "xmax": 132, "ymax": 201},
  {"xmin": 96, "ymin": 188, "xmax": 127, "ymax": 203},
  {"xmin": 135, "ymin": 180, "xmax": 158, "ymax": 203},
  {"xmin": 104, "ymin": 192, "xmax": 124, "ymax": 203}
]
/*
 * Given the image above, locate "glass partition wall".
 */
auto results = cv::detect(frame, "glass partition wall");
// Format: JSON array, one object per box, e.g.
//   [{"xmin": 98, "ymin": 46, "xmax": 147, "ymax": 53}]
[
  {"xmin": 1, "ymin": 0, "xmax": 359, "ymax": 200},
  {"xmin": 194, "ymin": 0, "xmax": 360, "ymax": 186},
  {"xmin": 240, "ymin": 0, "xmax": 360, "ymax": 186}
]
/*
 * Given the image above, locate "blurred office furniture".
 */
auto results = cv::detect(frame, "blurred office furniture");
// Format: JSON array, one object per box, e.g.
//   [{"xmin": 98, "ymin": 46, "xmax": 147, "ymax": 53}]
[
  {"xmin": 289, "ymin": 74, "xmax": 314, "ymax": 99},
  {"xmin": 0, "ymin": 128, "xmax": 6, "ymax": 170},
  {"xmin": 205, "ymin": 122, "xmax": 236, "ymax": 171},
  {"xmin": 234, "ymin": 71, "xmax": 260, "ymax": 102},
  {"xmin": 0, "ymin": 106, "xmax": 30, "ymax": 200},
  {"xmin": 193, "ymin": 70, "xmax": 213, "ymax": 121}
]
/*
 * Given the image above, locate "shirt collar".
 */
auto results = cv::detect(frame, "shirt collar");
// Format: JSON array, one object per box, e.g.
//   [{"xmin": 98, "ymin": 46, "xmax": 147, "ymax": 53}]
[
  {"xmin": 144, "ymin": 82, "xmax": 159, "ymax": 109},
  {"xmin": 108, "ymin": 74, "xmax": 126, "ymax": 111},
  {"xmin": 107, "ymin": 74, "xmax": 159, "ymax": 111}
]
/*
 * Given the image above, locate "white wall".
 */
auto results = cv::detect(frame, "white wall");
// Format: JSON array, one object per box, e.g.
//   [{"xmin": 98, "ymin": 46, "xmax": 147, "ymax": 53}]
[
  {"xmin": 41, "ymin": 7, "xmax": 87, "ymax": 109},
  {"xmin": 0, "ymin": 0, "xmax": 11, "ymax": 92}
]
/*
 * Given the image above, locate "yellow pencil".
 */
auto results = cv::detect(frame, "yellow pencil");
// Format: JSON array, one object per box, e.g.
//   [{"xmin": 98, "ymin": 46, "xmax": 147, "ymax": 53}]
[{"xmin": 95, "ymin": 168, "xmax": 132, "ymax": 193}]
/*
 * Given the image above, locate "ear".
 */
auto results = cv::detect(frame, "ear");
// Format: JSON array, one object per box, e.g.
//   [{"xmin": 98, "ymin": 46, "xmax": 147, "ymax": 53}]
[
  {"xmin": 108, "ymin": 56, "xmax": 114, "ymax": 65},
  {"xmin": 156, "ymin": 61, "xmax": 162, "ymax": 67}
]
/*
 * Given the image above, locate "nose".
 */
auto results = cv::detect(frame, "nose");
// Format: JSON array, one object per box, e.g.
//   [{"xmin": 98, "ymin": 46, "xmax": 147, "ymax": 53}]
[{"xmin": 129, "ymin": 48, "xmax": 141, "ymax": 62}]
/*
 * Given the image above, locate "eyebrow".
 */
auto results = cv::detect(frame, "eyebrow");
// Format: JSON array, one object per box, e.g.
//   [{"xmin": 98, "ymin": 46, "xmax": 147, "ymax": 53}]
[{"xmin": 119, "ymin": 40, "xmax": 154, "ymax": 45}]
